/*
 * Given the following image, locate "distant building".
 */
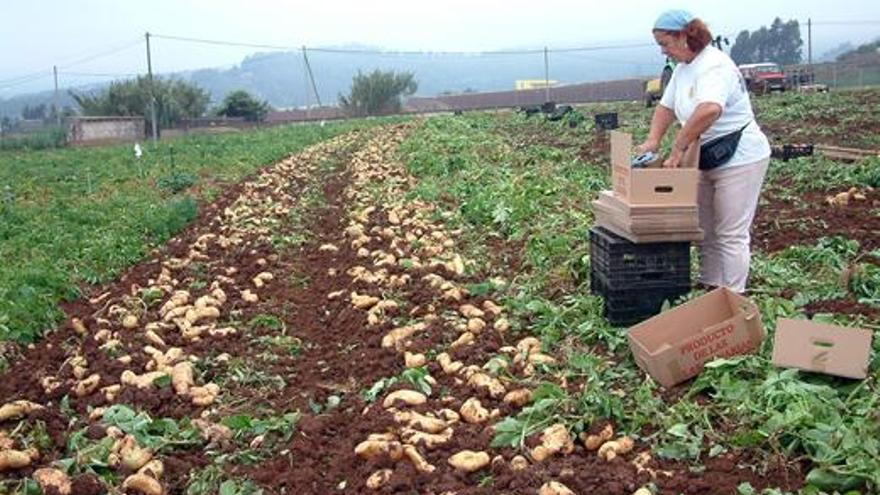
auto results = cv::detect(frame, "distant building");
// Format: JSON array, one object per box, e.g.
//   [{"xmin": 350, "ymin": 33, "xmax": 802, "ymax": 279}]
[
  {"xmin": 515, "ymin": 79, "xmax": 559, "ymax": 90},
  {"xmin": 67, "ymin": 116, "xmax": 145, "ymax": 146}
]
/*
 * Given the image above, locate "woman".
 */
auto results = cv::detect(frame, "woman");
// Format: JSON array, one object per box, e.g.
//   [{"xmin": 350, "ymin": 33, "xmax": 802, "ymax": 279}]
[{"xmin": 636, "ymin": 9, "xmax": 771, "ymax": 293}]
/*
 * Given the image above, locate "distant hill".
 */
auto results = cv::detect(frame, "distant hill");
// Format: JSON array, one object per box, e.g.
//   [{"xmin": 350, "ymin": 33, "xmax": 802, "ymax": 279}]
[
  {"xmin": 836, "ymin": 38, "xmax": 880, "ymax": 64},
  {"xmin": 1, "ymin": 44, "xmax": 664, "ymax": 119}
]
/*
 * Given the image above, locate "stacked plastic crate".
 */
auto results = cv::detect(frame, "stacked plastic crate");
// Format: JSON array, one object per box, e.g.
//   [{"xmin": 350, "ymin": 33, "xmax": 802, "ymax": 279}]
[
  {"xmin": 589, "ymin": 226, "xmax": 691, "ymax": 326},
  {"xmin": 590, "ymin": 131, "xmax": 703, "ymax": 326}
]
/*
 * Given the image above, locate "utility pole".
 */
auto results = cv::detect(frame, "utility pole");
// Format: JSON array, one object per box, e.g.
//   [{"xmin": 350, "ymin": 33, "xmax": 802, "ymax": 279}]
[
  {"xmin": 807, "ymin": 18, "xmax": 812, "ymax": 67},
  {"xmin": 145, "ymin": 32, "xmax": 158, "ymax": 141},
  {"xmin": 302, "ymin": 46, "xmax": 322, "ymax": 107},
  {"xmin": 543, "ymin": 46, "xmax": 550, "ymax": 103},
  {"xmin": 53, "ymin": 65, "xmax": 61, "ymax": 126}
]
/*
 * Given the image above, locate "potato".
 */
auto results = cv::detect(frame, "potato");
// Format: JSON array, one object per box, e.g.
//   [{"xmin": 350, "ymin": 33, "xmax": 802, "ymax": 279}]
[
  {"xmin": 393, "ymin": 411, "xmax": 447, "ymax": 434},
  {"xmin": 510, "ymin": 455, "xmax": 529, "ymax": 471},
  {"xmin": 580, "ymin": 424, "xmax": 614, "ymax": 451},
  {"xmin": 0, "ymin": 400, "xmax": 44, "ymax": 422},
  {"xmin": 122, "ymin": 314, "xmax": 139, "ymax": 329},
  {"xmin": 503, "ymin": 389, "xmax": 533, "ymax": 407},
  {"xmin": 528, "ymin": 353, "xmax": 557, "ymax": 365},
  {"xmin": 33, "ymin": 468, "xmax": 72, "ymax": 495},
  {"xmin": 355, "ymin": 439, "xmax": 403, "ymax": 460},
  {"xmin": 403, "ymin": 445, "xmax": 435, "ymax": 473},
  {"xmin": 404, "ymin": 352, "xmax": 427, "ymax": 368},
  {"xmin": 119, "ymin": 436, "xmax": 153, "ymax": 471},
  {"xmin": 447, "ymin": 450, "xmax": 490, "ymax": 473},
  {"xmin": 121, "ymin": 370, "xmax": 168, "ymax": 389},
  {"xmin": 539, "ymin": 481, "xmax": 576, "ymax": 495},
  {"xmin": 71, "ymin": 318, "xmax": 88, "ymax": 335},
  {"xmin": 240, "ymin": 290, "xmax": 259, "ymax": 303},
  {"xmin": 189, "ymin": 383, "xmax": 220, "ymax": 406},
  {"xmin": 597, "ymin": 437, "xmax": 634, "ymax": 461},
  {"xmin": 102, "ymin": 385, "xmax": 121, "ymax": 402},
  {"xmin": 459, "ymin": 304, "xmax": 484, "ymax": 318},
  {"xmin": 482, "ymin": 300, "xmax": 503, "ymax": 316},
  {"xmin": 437, "ymin": 353, "xmax": 464, "ymax": 374},
  {"xmin": 366, "ymin": 469, "xmax": 393, "ymax": 490},
  {"xmin": 0, "ymin": 449, "xmax": 35, "ymax": 471},
  {"xmin": 122, "ymin": 473, "xmax": 163, "ymax": 495},
  {"xmin": 494, "ymin": 318, "xmax": 510, "ymax": 332},
  {"xmin": 75, "ymin": 373, "xmax": 101, "ymax": 397},
  {"xmin": 467, "ymin": 318, "xmax": 486, "ymax": 334},
  {"xmin": 516, "ymin": 337, "xmax": 542, "ymax": 357},
  {"xmin": 381, "ymin": 322, "xmax": 426, "ymax": 349},
  {"xmin": 400, "ymin": 427, "xmax": 453, "ymax": 449},
  {"xmin": 450, "ymin": 332, "xmax": 475, "ymax": 349},
  {"xmin": 351, "ymin": 292, "xmax": 380, "ymax": 310},
  {"xmin": 319, "ymin": 243, "xmax": 339, "ymax": 252},
  {"xmin": 530, "ymin": 424, "xmax": 574, "ymax": 462},
  {"xmin": 466, "ymin": 373, "xmax": 506, "ymax": 398},
  {"xmin": 460, "ymin": 398, "xmax": 490, "ymax": 424},
  {"xmin": 171, "ymin": 362, "xmax": 194, "ymax": 395},
  {"xmin": 382, "ymin": 390, "xmax": 427, "ymax": 409},
  {"xmin": 632, "ymin": 488, "xmax": 653, "ymax": 495}
]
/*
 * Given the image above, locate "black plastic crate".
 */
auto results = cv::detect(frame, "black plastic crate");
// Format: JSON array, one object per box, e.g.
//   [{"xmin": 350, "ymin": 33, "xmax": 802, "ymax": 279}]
[
  {"xmin": 591, "ymin": 271, "xmax": 690, "ymax": 326},
  {"xmin": 594, "ymin": 112, "xmax": 619, "ymax": 130},
  {"xmin": 590, "ymin": 227, "xmax": 690, "ymax": 289}
]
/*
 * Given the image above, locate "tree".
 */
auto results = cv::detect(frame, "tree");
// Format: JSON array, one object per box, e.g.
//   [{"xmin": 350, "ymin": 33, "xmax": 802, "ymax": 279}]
[
  {"xmin": 21, "ymin": 104, "xmax": 47, "ymax": 120},
  {"xmin": 70, "ymin": 76, "xmax": 210, "ymax": 130},
  {"xmin": 730, "ymin": 18, "xmax": 803, "ymax": 65},
  {"xmin": 339, "ymin": 69, "xmax": 417, "ymax": 117},
  {"xmin": 215, "ymin": 90, "xmax": 270, "ymax": 122}
]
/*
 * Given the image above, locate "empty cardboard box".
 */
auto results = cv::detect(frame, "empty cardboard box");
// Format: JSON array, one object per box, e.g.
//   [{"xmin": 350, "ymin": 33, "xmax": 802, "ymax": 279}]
[
  {"xmin": 593, "ymin": 190, "xmax": 703, "ymax": 243},
  {"xmin": 772, "ymin": 318, "xmax": 873, "ymax": 379},
  {"xmin": 627, "ymin": 288, "xmax": 765, "ymax": 388},
  {"xmin": 610, "ymin": 131, "xmax": 699, "ymax": 206}
]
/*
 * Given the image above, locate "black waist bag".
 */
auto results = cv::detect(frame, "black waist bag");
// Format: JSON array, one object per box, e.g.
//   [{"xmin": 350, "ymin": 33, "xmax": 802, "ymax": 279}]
[{"xmin": 699, "ymin": 122, "xmax": 750, "ymax": 171}]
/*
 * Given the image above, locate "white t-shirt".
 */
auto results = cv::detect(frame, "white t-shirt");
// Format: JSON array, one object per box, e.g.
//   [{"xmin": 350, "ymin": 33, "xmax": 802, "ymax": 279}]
[{"xmin": 659, "ymin": 45, "xmax": 770, "ymax": 168}]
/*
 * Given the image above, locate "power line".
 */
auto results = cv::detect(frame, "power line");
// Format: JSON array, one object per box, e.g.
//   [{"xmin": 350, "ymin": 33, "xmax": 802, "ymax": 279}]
[
  {"xmin": 57, "ymin": 38, "xmax": 144, "ymax": 69},
  {"xmin": 60, "ymin": 71, "xmax": 139, "ymax": 78},
  {"xmin": 0, "ymin": 71, "xmax": 54, "ymax": 90}
]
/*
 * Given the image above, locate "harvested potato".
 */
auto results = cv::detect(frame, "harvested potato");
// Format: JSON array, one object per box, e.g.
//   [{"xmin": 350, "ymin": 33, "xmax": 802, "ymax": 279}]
[
  {"xmin": 366, "ymin": 469, "xmax": 393, "ymax": 490},
  {"xmin": 119, "ymin": 436, "xmax": 153, "ymax": 471},
  {"xmin": 450, "ymin": 332, "xmax": 475, "ymax": 349},
  {"xmin": 122, "ymin": 314, "xmax": 139, "ymax": 329},
  {"xmin": 597, "ymin": 437, "xmax": 634, "ymax": 461},
  {"xmin": 482, "ymin": 300, "xmax": 503, "ymax": 316},
  {"xmin": 351, "ymin": 292, "xmax": 380, "ymax": 310},
  {"xmin": 171, "ymin": 362, "xmax": 194, "ymax": 395},
  {"xmin": 447, "ymin": 450, "xmax": 490, "ymax": 473},
  {"xmin": 460, "ymin": 398, "xmax": 490, "ymax": 424},
  {"xmin": 102, "ymin": 385, "xmax": 121, "ymax": 402},
  {"xmin": 459, "ymin": 304, "xmax": 485, "ymax": 318},
  {"xmin": 75, "ymin": 373, "xmax": 101, "ymax": 397},
  {"xmin": 184, "ymin": 306, "xmax": 220, "ymax": 324},
  {"xmin": 381, "ymin": 322, "xmax": 426, "ymax": 349},
  {"xmin": 382, "ymin": 390, "xmax": 427, "ymax": 409},
  {"xmin": 580, "ymin": 424, "xmax": 614, "ymax": 451},
  {"xmin": 240, "ymin": 290, "xmax": 259, "ymax": 303},
  {"xmin": 503, "ymin": 389, "xmax": 533, "ymax": 407},
  {"xmin": 493, "ymin": 318, "xmax": 510, "ymax": 332},
  {"xmin": 0, "ymin": 448, "xmax": 37, "ymax": 471},
  {"xmin": 437, "ymin": 353, "xmax": 464, "ymax": 374},
  {"xmin": 404, "ymin": 352, "xmax": 427, "ymax": 368},
  {"xmin": 467, "ymin": 318, "xmax": 486, "ymax": 334},
  {"xmin": 403, "ymin": 444, "xmax": 435, "ymax": 473},
  {"xmin": 0, "ymin": 400, "xmax": 44, "ymax": 422},
  {"xmin": 539, "ymin": 481, "xmax": 576, "ymax": 495},
  {"xmin": 516, "ymin": 337, "xmax": 541, "ymax": 356},
  {"xmin": 189, "ymin": 383, "xmax": 220, "ymax": 406},
  {"xmin": 33, "ymin": 468, "xmax": 72, "ymax": 495},
  {"xmin": 632, "ymin": 489, "xmax": 653, "ymax": 495},
  {"xmin": 122, "ymin": 473, "xmax": 163, "ymax": 495},
  {"xmin": 466, "ymin": 373, "xmax": 506, "ymax": 398},
  {"xmin": 394, "ymin": 410, "xmax": 447, "ymax": 434},
  {"xmin": 71, "ymin": 318, "xmax": 88, "ymax": 335},
  {"xmin": 510, "ymin": 455, "xmax": 529, "ymax": 471},
  {"xmin": 401, "ymin": 427, "xmax": 453, "ymax": 449},
  {"xmin": 355, "ymin": 439, "xmax": 403, "ymax": 461},
  {"xmin": 530, "ymin": 424, "xmax": 574, "ymax": 462}
]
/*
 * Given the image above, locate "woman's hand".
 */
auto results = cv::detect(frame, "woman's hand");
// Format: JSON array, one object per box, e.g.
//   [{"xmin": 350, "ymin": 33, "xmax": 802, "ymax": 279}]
[
  {"xmin": 663, "ymin": 147, "xmax": 684, "ymax": 168},
  {"xmin": 635, "ymin": 139, "xmax": 660, "ymax": 155}
]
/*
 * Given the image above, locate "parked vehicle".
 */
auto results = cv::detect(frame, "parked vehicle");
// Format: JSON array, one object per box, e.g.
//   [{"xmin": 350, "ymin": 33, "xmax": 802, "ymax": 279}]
[{"xmin": 738, "ymin": 63, "xmax": 788, "ymax": 94}]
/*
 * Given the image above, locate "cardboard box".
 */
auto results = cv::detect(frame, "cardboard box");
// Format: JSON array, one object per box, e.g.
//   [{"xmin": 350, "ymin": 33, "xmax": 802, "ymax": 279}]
[
  {"xmin": 593, "ymin": 191, "xmax": 703, "ymax": 243},
  {"xmin": 611, "ymin": 131, "xmax": 699, "ymax": 206},
  {"xmin": 772, "ymin": 318, "xmax": 873, "ymax": 379},
  {"xmin": 627, "ymin": 288, "xmax": 765, "ymax": 387}
]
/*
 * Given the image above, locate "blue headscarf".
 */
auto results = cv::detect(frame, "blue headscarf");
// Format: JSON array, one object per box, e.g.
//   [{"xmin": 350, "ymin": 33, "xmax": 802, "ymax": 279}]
[{"xmin": 653, "ymin": 9, "xmax": 695, "ymax": 31}]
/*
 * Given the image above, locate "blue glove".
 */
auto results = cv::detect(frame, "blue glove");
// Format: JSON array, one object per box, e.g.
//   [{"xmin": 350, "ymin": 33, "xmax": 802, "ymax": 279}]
[{"xmin": 631, "ymin": 151, "xmax": 657, "ymax": 168}]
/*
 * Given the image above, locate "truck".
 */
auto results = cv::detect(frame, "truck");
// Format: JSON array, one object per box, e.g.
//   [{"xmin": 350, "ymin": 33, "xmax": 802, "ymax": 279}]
[{"xmin": 738, "ymin": 62, "xmax": 788, "ymax": 95}]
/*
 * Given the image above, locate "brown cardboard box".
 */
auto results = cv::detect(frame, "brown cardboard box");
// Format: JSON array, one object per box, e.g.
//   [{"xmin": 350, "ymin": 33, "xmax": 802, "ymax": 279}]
[
  {"xmin": 611, "ymin": 131, "xmax": 699, "ymax": 206},
  {"xmin": 593, "ymin": 191, "xmax": 703, "ymax": 242},
  {"xmin": 772, "ymin": 318, "xmax": 873, "ymax": 379},
  {"xmin": 627, "ymin": 288, "xmax": 765, "ymax": 387}
]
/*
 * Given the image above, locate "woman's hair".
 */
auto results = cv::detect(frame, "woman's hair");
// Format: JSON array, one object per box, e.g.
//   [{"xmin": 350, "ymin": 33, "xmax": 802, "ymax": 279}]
[{"xmin": 655, "ymin": 18, "xmax": 712, "ymax": 53}]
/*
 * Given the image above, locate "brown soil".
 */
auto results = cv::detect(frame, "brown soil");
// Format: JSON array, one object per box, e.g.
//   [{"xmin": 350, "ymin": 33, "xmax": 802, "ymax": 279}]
[
  {"xmin": 0, "ymin": 123, "xmax": 809, "ymax": 494},
  {"xmin": 753, "ymin": 188, "xmax": 880, "ymax": 254}
]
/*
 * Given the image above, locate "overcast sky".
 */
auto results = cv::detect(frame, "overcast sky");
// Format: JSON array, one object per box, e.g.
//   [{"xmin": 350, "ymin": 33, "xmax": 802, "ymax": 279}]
[{"xmin": 2, "ymin": 0, "xmax": 878, "ymax": 97}]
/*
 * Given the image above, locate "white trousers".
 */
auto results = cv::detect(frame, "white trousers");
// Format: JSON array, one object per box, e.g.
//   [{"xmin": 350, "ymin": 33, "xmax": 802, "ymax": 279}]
[{"xmin": 697, "ymin": 157, "xmax": 770, "ymax": 293}]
